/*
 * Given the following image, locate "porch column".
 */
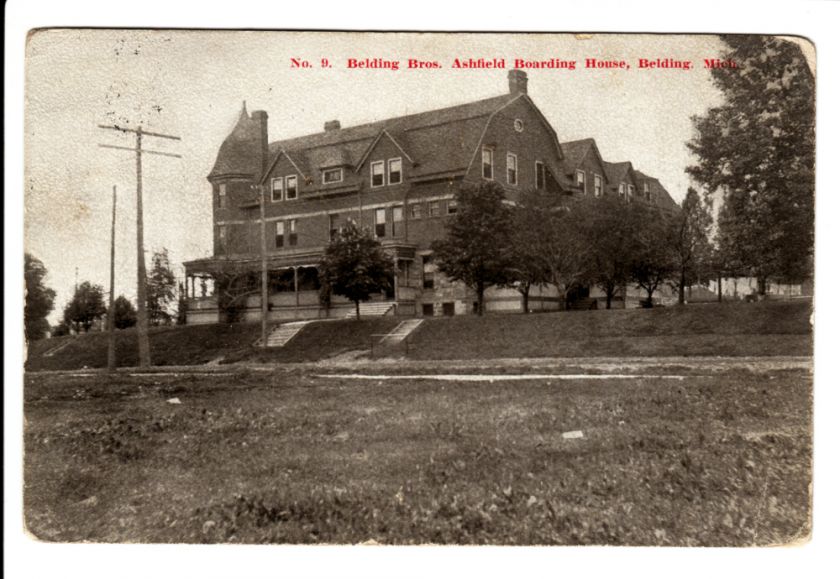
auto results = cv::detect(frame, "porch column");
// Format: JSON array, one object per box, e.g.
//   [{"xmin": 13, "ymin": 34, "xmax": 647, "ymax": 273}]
[
  {"xmin": 189, "ymin": 276, "xmax": 195, "ymax": 298},
  {"xmin": 294, "ymin": 266, "xmax": 300, "ymax": 307}
]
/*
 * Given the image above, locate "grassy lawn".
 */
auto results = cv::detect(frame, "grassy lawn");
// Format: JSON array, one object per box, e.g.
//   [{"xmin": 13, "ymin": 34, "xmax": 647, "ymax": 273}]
[
  {"xmin": 24, "ymin": 365, "xmax": 811, "ymax": 545},
  {"xmin": 403, "ymin": 300, "xmax": 813, "ymax": 360}
]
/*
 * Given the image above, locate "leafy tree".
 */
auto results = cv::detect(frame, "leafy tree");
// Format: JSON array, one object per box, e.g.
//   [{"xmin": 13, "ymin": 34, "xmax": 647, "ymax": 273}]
[
  {"xmin": 319, "ymin": 220, "xmax": 394, "ymax": 320},
  {"xmin": 431, "ymin": 182, "xmax": 513, "ymax": 315},
  {"xmin": 668, "ymin": 188, "xmax": 713, "ymax": 304},
  {"xmin": 24, "ymin": 253, "xmax": 56, "ymax": 340},
  {"xmin": 146, "ymin": 248, "xmax": 177, "ymax": 325},
  {"xmin": 576, "ymin": 195, "xmax": 643, "ymax": 309},
  {"xmin": 63, "ymin": 281, "xmax": 107, "ymax": 333},
  {"xmin": 686, "ymin": 35, "xmax": 815, "ymax": 293},
  {"xmin": 509, "ymin": 190, "xmax": 589, "ymax": 311},
  {"xmin": 113, "ymin": 295, "xmax": 138, "ymax": 329},
  {"xmin": 630, "ymin": 207, "xmax": 676, "ymax": 308}
]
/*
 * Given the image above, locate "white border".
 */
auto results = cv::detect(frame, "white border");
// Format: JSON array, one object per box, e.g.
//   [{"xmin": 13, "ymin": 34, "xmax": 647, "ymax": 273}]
[{"xmin": 6, "ymin": 1, "xmax": 840, "ymax": 579}]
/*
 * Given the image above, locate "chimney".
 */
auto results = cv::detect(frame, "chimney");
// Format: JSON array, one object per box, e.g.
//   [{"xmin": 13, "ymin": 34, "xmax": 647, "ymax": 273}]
[
  {"xmin": 508, "ymin": 69, "xmax": 528, "ymax": 95},
  {"xmin": 251, "ymin": 110, "xmax": 269, "ymax": 175},
  {"xmin": 324, "ymin": 120, "xmax": 341, "ymax": 132}
]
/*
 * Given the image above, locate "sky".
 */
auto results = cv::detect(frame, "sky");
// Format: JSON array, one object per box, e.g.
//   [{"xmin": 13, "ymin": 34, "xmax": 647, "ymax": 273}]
[{"xmin": 25, "ymin": 30, "xmax": 735, "ymax": 323}]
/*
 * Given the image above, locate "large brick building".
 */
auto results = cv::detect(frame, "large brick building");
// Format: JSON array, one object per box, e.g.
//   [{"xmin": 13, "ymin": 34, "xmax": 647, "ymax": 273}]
[{"xmin": 183, "ymin": 70, "xmax": 677, "ymax": 323}]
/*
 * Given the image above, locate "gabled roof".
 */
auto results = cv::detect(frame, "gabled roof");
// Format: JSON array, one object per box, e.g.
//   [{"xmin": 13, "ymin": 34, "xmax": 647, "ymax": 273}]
[
  {"xmin": 603, "ymin": 161, "xmax": 634, "ymax": 187},
  {"xmin": 263, "ymin": 94, "xmax": 517, "ymax": 182},
  {"xmin": 560, "ymin": 138, "xmax": 600, "ymax": 176},
  {"xmin": 633, "ymin": 170, "xmax": 679, "ymax": 210}
]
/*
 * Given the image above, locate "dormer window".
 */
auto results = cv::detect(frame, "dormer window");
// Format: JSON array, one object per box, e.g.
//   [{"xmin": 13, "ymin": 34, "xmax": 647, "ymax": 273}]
[
  {"xmin": 271, "ymin": 178, "xmax": 284, "ymax": 202},
  {"xmin": 285, "ymin": 176, "xmax": 298, "ymax": 200},
  {"xmin": 388, "ymin": 158, "xmax": 402, "ymax": 185},
  {"xmin": 482, "ymin": 147, "xmax": 494, "ymax": 180},
  {"xmin": 323, "ymin": 168, "xmax": 343, "ymax": 184},
  {"xmin": 628, "ymin": 185, "xmax": 636, "ymax": 198},
  {"xmin": 218, "ymin": 183, "xmax": 227, "ymax": 208},
  {"xmin": 644, "ymin": 182, "xmax": 651, "ymax": 201},
  {"xmin": 506, "ymin": 153, "xmax": 518, "ymax": 186},
  {"xmin": 619, "ymin": 183, "xmax": 626, "ymax": 198},
  {"xmin": 594, "ymin": 174, "xmax": 603, "ymax": 197},
  {"xmin": 535, "ymin": 161, "xmax": 546, "ymax": 190},
  {"xmin": 371, "ymin": 161, "xmax": 385, "ymax": 187},
  {"xmin": 576, "ymin": 170, "xmax": 586, "ymax": 193}
]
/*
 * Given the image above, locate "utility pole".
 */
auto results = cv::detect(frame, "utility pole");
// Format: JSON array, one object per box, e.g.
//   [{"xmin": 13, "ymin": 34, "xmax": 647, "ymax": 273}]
[
  {"xmin": 253, "ymin": 183, "xmax": 269, "ymax": 348},
  {"xmin": 107, "ymin": 185, "xmax": 117, "ymax": 371},
  {"xmin": 98, "ymin": 124, "xmax": 181, "ymax": 368}
]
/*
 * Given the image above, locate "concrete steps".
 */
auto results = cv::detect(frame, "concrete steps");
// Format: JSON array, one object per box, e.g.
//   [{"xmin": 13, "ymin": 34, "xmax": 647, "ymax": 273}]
[
  {"xmin": 263, "ymin": 321, "xmax": 310, "ymax": 348},
  {"xmin": 378, "ymin": 319, "xmax": 424, "ymax": 347},
  {"xmin": 344, "ymin": 302, "xmax": 396, "ymax": 318}
]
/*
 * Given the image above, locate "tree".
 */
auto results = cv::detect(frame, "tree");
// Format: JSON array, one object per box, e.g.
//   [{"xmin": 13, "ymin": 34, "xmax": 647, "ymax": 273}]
[
  {"xmin": 668, "ymin": 188, "xmax": 713, "ymax": 304},
  {"xmin": 630, "ymin": 207, "xmax": 676, "ymax": 308},
  {"xmin": 24, "ymin": 253, "xmax": 56, "ymax": 340},
  {"xmin": 576, "ymin": 195, "xmax": 643, "ymax": 309},
  {"xmin": 113, "ymin": 295, "xmax": 138, "ymax": 329},
  {"xmin": 686, "ymin": 35, "xmax": 815, "ymax": 294},
  {"xmin": 431, "ymin": 181, "xmax": 513, "ymax": 315},
  {"xmin": 509, "ymin": 190, "xmax": 589, "ymax": 311},
  {"xmin": 319, "ymin": 219, "xmax": 394, "ymax": 320},
  {"xmin": 63, "ymin": 281, "xmax": 107, "ymax": 333},
  {"xmin": 146, "ymin": 248, "xmax": 176, "ymax": 325}
]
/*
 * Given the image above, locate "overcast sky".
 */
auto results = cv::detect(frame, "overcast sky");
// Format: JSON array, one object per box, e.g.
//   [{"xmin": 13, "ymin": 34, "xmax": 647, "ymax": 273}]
[{"xmin": 26, "ymin": 30, "xmax": 735, "ymax": 322}]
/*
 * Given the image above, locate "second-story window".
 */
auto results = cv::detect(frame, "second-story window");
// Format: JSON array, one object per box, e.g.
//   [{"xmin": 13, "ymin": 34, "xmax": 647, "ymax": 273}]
[
  {"xmin": 535, "ymin": 161, "xmax": 546, "ymax": 190},
  {"xmin": 447, "ymin": 200, "xmax": 458, "ymax": 215},
  {"xmin": 644, "ymin": 182, "xmax": 651, "ymax": 202},
  {"xmin": 371, "ymin": 161, "xmax": 385, "ymax": 187},
  {"xmin": 375, "ymin": 208, "xmax": 387, "ymax": 238},
  {"xmin": 392, "ymin": 206, "xmax": 403, "ymax": 236},
  {"xmin": 218, "ymin": 224, "xmax": 227, "ymax": 252},
  {"xmin": 429, "ymin": 201, "xmax": 441, "ymax": 218},
  {"xmin": 628, "ymin": 185, "xmax": 636, "ymax": 198},
  {"xmin": 288, "ymin": 219, "xmax": 298, "ymax": 246},
  {"xmin": 388, "ymin": 158, "xmax": 402, "ymax": 185},
  {"xmin": 594, "ymin": 174, "xmax": 603, "ymax": 197},
  {"xmin": 274, "ymin": 221, "xmax": 284, "ymax": 248},
  {"xmin": 285, "ymin": 176, "xmax": 298, "ymax": 200},
  {"xmin": 482, "ymin": 147, "xmax": 493, "ymax": 179},
  {"xmin": 410, "ymin": 203, "xmax": 423, "ymax": 220},
  {"xmin": 329, "ymin": 214, "xmax": 341, "ymax": 240},
  {"xmin": 619, "ymin": 183, "xmax": 626, "ymax": 199},
  {"xmin": 218, "ymin": 183, "xmax": 227, "ymax": 208},
  {"xmin": 576, "ymin": 170, "xmax": 586, "ymax": 194},
  {"xmin": 507, "ymin": 153, "xmax": 518, "ymax": 185},
  {"xmin": 323, "ymin": 168, "xmax": 343, "ymax": 184},
  {"xmin": 271, "ymin": 178, "xmax": 284, "ymax": 202}
]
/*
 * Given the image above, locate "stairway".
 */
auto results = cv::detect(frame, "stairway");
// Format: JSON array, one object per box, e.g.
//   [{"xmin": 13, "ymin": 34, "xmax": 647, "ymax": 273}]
[
  {"xmin": 378, "ymin": 319, "xmax": 423, "ymax": 347},
  {"xmin": 344, "ymin": 302, "xmax": 396, "ymax": 318},
  {"xmin": 263, "ymin": 321, "xmax": 310, "ymax": 348}
]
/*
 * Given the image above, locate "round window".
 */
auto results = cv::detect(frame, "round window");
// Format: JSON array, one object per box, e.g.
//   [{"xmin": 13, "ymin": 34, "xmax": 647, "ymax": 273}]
[{"xmin": 514, "ymin": 119, "xmax": 524, "ymax": 132}]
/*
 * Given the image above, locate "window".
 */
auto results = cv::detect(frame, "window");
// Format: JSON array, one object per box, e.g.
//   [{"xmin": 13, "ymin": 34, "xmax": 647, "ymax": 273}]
[
  {"xmin": 422, "ymin": 303, "xmax": 434, "ymax": 317},
  {"xmin": 371, "ymin": 161, "xmax": 384, "ymax": 187},
  {"xmin": 535, "ymin": 161, "xmax": 546, "ymax": 190},
  {"xmin": 507, "ymin": 153, "xmax": 518, "ymax": 185},
  {"xmin": 323, "ymin": 168, "xmax": 343, "ymax": 184},
  {"xmin": 447, "ymin": 200, "xmax": 458, "ymax": 215},
  {"xmin": 644, "ymin": 182, "xmax": 651, "ymax": 202},
  {"xmin": 285, "ymin": 176, "xmax": 298, "ymax": 200},
  {"xmin": 329, "ymin": 214, "xmax": 341, "ymax": 240},
  {"xmin": 392, "ymin": 206, "xmax": 403, "ymax": 236},
  {"xmin": 388, "ymin": 158, "xmax": 402, "ymax": 185},
  {"xmin": 619, "ymin": 183, "xmax": 626, "ymax": 198},
  {"xmin": 271, "ymin": 178, "xmax": 284, "ymax": 202},
  {"xmin": 482, "ymin": 147, "xmax": 493, "ymax": 180},
  {"xmin": 288, "ymin": 219, "xmax": 298, "ymax": 246},
  {"xmin": 410, "ymin": 203, "xmax": 423, "ymax": 220},
  {"xmin": 594, "ymin": 174, "xmax": 603, "ymax": 197},
  {"xmin": 375, "ymin": 208, "xmax": 387, "ymax": 237},
  {"xmin": 513, "ymin": 119, "xmax": 524, "ymax": 132},
  {"xmin": 218, "ymin": 183, "xmax": 227, "ymax": 208},
  {"xmin": 576, "ymin": 170, "xmax": 586, "ymax": 193},
  {"xmin": 218, "ymin": 225, "xmax": 227, "ymax": 242},
  {"xmin": 274, "ymin": 221, "xmax": 285, "ymax": 248},
  {"xmin": 628, "ymin": 185, "xmax": 636, "ymax": 198},
  {"xmin": 422, "ymin": 255, "xmax": 435, "ymax": 289},
  {"xmin": 429, "ymin": 201, "xmax": 441, "ymax": 218}
]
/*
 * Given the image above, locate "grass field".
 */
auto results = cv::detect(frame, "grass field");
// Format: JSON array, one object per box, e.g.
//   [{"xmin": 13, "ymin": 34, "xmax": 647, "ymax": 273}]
[
  {"xmin": 25, "ymin": 300, "xmax": 813, "ymax": 371},
  {"xmin": 24, "ymin": 363, "xmax": 812, "ymax": 545}
]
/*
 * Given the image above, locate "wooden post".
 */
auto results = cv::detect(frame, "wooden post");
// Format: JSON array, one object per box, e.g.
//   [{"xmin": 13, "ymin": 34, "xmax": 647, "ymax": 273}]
[
  {"xmin": 134, "ymin": 128, "xmax": 152, "ymax": 367},
  {"xmin": 259, "ymin": 183, "xmax": 268, "ymax": 348},
  {"xmin": 107, "ymin": 185, "xmax": 117, "ymax": 371}
]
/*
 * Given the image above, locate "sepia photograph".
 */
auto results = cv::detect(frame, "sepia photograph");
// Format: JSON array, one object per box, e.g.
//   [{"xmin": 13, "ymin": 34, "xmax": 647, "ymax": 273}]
[{"xmin": 8, "ymin": 3, "xmax": 837, "ymax": 574}]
